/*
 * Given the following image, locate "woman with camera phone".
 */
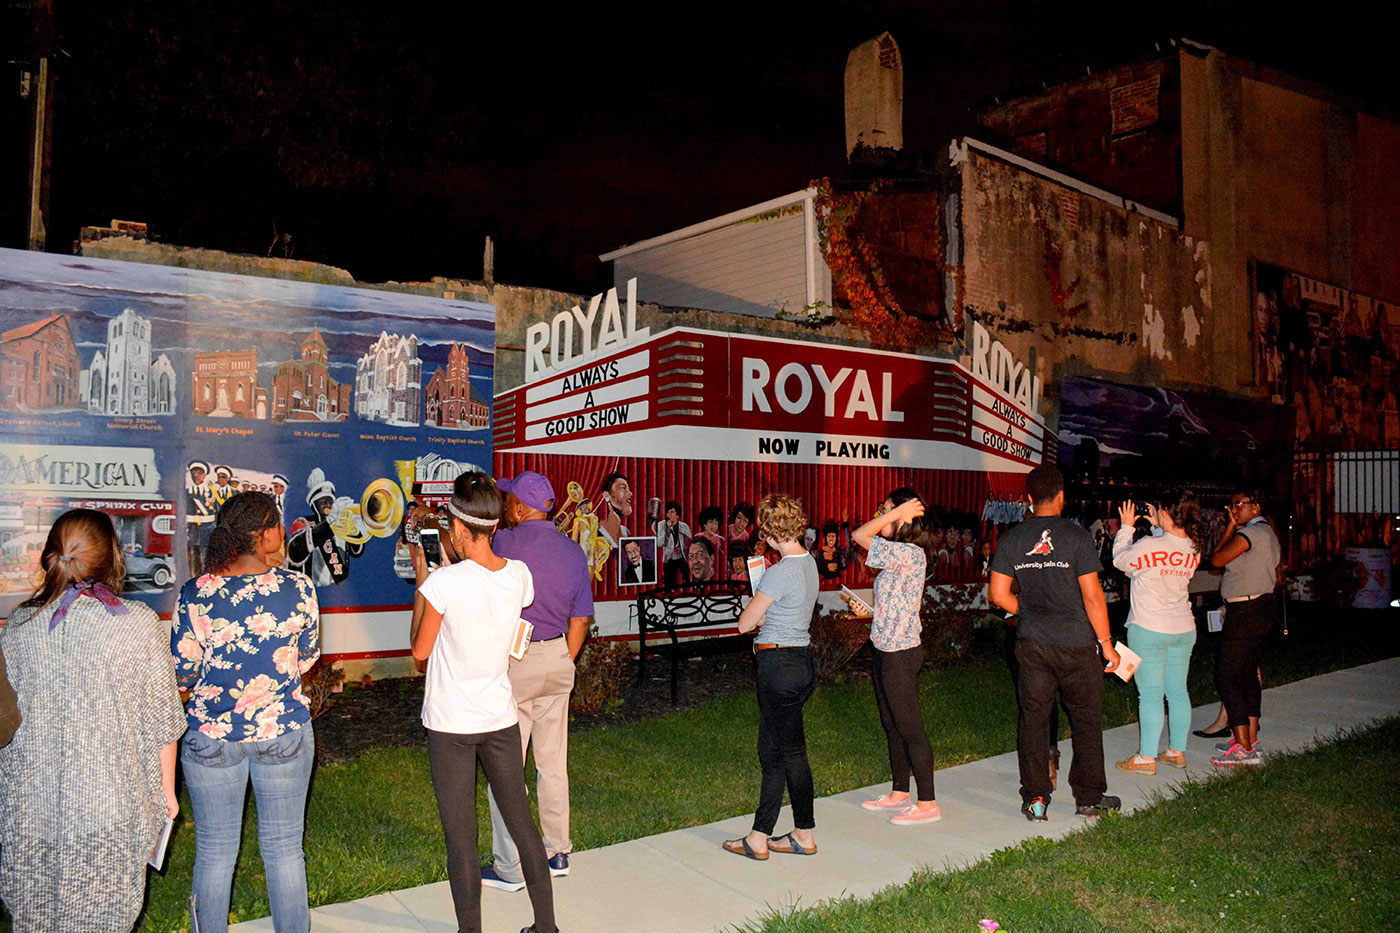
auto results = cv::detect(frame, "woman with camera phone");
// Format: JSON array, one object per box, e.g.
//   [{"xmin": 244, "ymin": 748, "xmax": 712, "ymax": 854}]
[
  {"xmin": 410, "ymin": 473, "xmax": 557, "ymax": 933},
  {"xmin": 1111, "ymin": 492, "xmax": 1203, "ymax": 775}
]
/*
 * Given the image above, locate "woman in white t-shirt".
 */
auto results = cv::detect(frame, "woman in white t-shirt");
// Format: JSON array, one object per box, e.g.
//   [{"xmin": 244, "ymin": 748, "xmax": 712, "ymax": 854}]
[
  {"xmin": 411, "ymin": 473, "xmax": 557, "ymax": 933},
  {"xmin": 1111, "ymin": 491, "xmax": 1204, "ymax": 776}
]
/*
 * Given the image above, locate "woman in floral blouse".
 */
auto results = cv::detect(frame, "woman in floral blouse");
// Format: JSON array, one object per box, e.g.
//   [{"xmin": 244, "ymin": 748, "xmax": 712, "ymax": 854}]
[
  {"xmin": 852, "ymin": 487, "xmax": 942, "ymax": 826},
  {"xmin": 171, "ymin": 491, "xmax": 320, "ymax": 933}
]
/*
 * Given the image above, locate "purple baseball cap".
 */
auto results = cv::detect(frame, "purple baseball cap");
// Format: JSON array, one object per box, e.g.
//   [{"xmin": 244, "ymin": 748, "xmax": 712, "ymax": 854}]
[{"xmin": 497, "ymin": 470, "xmax": 556, "ymax": 513}]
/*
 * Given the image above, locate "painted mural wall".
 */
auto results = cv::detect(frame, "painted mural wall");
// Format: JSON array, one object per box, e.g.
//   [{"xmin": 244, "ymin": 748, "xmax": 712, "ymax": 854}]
[
  {"xmin": 958, "ymin": 150, "xmax": 1214, "ymax": 396},
  {"xmin": 0, "ymin": 248, "xmax": 494, "ymax": 663}
]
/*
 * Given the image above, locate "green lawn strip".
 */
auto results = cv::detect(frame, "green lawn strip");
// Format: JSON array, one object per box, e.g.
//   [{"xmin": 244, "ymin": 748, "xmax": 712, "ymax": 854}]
[
  {"xmin": 746, "ymin": 716, "xmax": 1400, "ymax": 933},
  {"xmin": 83, "ymin": 613, "xmax": 1396, "ymax": 931}
]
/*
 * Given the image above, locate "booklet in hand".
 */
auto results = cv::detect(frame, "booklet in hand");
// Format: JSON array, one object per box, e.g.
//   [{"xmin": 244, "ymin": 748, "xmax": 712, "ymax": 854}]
[
  {"xmin": 1111, "ymin": 641, "xmax": 1142, "ymax": 682},
  {"xmin": 745, "ymin": 555, "xmax": 766, "ymax": 593},
  {"xmin": 509, "ymin": 618, "xmax": 534, "ymax": 661},
  {"xmin": 149, "ymin": 816, "xmax": 174, "ymax": 871},
  {"xmin": 839, "ymin": 586, "xmax": 874, "ymax": 617}
]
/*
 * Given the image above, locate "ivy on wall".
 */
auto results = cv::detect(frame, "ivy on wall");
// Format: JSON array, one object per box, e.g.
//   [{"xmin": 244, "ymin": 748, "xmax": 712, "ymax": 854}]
[{"xmin": 810, "ymin": 177, "xmax": 946, "ymax": 348}]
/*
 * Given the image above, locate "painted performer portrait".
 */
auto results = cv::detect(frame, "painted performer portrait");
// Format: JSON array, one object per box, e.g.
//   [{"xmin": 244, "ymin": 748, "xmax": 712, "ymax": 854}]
[
  {"xmin": 287, "ymin": 467, "xmax": 365, "ymax": 586},
  {"xmin": 617, "ymin": 536, "xmax": 657, "ymax": 587}
]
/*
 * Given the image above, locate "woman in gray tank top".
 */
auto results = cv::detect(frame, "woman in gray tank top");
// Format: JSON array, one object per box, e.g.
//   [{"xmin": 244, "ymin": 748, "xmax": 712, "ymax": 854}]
[{"xmin": 1208, "ymin": 490, "xmax": 1281, "ymax": 768}]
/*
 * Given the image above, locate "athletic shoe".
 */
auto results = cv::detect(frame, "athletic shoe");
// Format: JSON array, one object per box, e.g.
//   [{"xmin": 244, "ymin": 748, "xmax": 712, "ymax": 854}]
[
  {"xmin": 861, "ymin": 792, "xmax": 913, "ymax": 811},
  {"xmin": 1075, "ymin": 795, "xmax": 1122, "ymax": 818},
  {"xmin": 1021, "ymin": 796, "xmax": 1048, "ymax": 822},
  {"xmin": 1211, "ymin": 742, "xmax": 1262, "ymax": 767},
  {"xmin": 1217, "ymin": 738, "xmax": 1262, "ymax": 753},
  {"xmin": 481, "ymin": 866, "xmax": 525, "ymax": 892},
  {"xmin": 1115, "ymin": 754, "xmax": 1157, "ymax": 776},
  {"xmin": 890, "ymin": 803, "xmax": 942, "ymax": 826},
  {"xmin": 1156, "ymin": 749, "xmax": 1187, "ymax": 769},
  {"xmin": 548, "ymin": 853, "xmax": 570, "ymax": 877}
]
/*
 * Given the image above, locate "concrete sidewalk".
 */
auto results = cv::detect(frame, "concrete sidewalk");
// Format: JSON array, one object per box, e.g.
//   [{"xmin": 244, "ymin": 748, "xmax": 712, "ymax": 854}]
[{"xmin": 232, "ymin": 657, "xmax": 1400, "ymax": 933}]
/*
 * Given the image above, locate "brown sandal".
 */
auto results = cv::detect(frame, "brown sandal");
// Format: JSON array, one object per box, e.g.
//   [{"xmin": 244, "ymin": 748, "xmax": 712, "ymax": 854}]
[
  {"xmin": 767, "ymin": 832, "xmax": 817, "ymax": 855},
  {"xmin": 721, "ymin": 837, "xmax": 769, "ymax": 860}
]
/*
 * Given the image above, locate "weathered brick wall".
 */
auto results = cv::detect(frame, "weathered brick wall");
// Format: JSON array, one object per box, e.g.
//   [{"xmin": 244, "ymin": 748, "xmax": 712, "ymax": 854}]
[
  {"xmin": 974, "ymin": 55, "xmax": 1183, "ymax": 216},
  {"xmin": 959, "ymin": 150, "xmax": 1217, "ymax": 417}
]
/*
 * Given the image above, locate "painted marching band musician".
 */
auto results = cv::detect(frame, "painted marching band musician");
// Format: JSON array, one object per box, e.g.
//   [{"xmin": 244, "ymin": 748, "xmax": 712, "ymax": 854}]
[
  {"xmin": 185, "ymin": 460, "xmax": 217, "ymax": 576},
  {"xmin": 287, "ymin": 467, "xmax": 363, "ymax": 586},
  {"xmin": 271, "ymin": 473, "xmax": 289, "ymax": 517},
  {"xmin": 210, "ymin": 464, "xmax": 237, "ymax": 510}
]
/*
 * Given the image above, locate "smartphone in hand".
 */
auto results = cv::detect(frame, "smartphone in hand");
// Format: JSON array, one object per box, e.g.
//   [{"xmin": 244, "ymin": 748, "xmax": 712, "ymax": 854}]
[{"xmin": 419, "ymin": 527, "xmax": 443, "ymax": 569}]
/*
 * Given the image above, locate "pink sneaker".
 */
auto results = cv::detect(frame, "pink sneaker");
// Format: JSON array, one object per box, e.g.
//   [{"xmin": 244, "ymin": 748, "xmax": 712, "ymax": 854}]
[
  {"xmin": 890, "ymin": 803, "xmax": 942, "ymax": 825},
  {"xmin": 861, "ymin": 792, "xmax": 912, "ymax": 811}
]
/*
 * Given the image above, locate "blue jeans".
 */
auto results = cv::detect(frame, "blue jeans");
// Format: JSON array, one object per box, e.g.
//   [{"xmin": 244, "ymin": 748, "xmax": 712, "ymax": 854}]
[
  {"xmin": 182, "ymin": 725, "xmax": 315, "ymax": 933},
  {"xmin": 1127, "ymin": 626, "xmax": 1196, "ymax": 757}
]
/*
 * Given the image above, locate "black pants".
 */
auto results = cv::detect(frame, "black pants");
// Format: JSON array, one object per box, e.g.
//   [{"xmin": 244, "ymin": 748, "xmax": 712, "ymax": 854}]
[
  {"xmin": 1216, "ymin": 593, "xmax": 1275, "ymax": 727},
  {"xmin": 426, "ymin": 725, "xmax": 556, "ymax": 933},
  {"xmin": 871, "ymin": 645, "xmax": 937, "ymax": 800},
  {"xmin": 1005, "ymin": 629, "xmax": 1061, "ymax": 748},
  {"xmin": 753, "ymin": 646, "xmax": 817, "ymax": 835},
  {"xmin": 1015, "ymin": 638, "xmax": 1107, "ymax": 807}
]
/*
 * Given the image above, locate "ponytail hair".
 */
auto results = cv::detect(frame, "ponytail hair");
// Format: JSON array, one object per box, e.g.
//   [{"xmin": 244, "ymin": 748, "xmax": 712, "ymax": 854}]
[
  {"xmin": 22, "ymin": 508, "xmax": 125, "ymax": 609},
  {"xmin": 885, "ymin": 486, "xmax": 936, "ymax": 564},
  {"xmin": 205, "ymin": 492, "xmax": 281, "ymax": 573},
  {"xmin": 447, "ymin": 471, "xmax": 502, "ymax": 540},
  {"xmin": 1158, "ymin": 489, "xmax": 1204, "ymax": 553}
]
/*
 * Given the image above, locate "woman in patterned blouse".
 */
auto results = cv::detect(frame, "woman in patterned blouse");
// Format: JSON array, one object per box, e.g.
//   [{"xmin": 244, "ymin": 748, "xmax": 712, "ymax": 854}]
[
  {"xmin": 0, "ymin": 508, "xmax": 185, "ymax": 932},
  {"xmin": 852, "ymin": 487, "xmax": 943, "ymax": 826},
  {"xmin": 171, "ymin": 491, "xmax": 320, "ymax": 933}
]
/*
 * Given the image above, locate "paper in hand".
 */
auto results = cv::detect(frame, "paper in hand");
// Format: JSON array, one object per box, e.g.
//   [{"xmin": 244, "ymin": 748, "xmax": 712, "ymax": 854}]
[
  {"xmin": 149, "ymin": 816, "xmax": 174, "ymax": 871},
  {"xmin": 509, "ymin": 618, "xmax": 534, "ymax": 661},
  {"xmin": 1111, "ymin": 641, "xmax": 1142, "ymax": 682}
]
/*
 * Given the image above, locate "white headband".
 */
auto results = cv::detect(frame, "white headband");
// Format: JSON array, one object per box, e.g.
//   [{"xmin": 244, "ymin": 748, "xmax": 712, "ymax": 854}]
[{"xmin": 447, "ymin": 499, "xmax": 499, "ymax": 529}]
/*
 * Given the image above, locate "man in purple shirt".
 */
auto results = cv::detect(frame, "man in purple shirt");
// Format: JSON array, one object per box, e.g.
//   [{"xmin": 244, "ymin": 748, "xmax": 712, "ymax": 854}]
[{"xmin": 482, "ymin": 470, "xmax": 594, "ymax": 891}]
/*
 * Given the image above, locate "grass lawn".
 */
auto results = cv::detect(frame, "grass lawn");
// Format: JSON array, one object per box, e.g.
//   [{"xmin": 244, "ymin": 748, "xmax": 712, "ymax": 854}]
[
  {"xmin": 748, "ymin": 715, "xmax": 1400, "ymax": 932},
  {"xmin": 1, "ymin": 606, "xmax": 1393, "ymax": 931}
]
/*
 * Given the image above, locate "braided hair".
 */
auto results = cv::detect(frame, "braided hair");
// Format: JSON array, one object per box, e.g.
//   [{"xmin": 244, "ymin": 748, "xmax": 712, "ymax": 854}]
[
  {"xmin": 21, "ymin": 508, "xmax": 125, "ymax": 609},
  {"xmin": 205, "ymin": 492, "xmax": 282, "ymax": 573}
]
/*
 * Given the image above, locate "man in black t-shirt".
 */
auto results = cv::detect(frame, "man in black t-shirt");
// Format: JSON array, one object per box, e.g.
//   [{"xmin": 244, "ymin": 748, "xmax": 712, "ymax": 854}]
[{"xmin": 990, "ymin": 465, "xmax": 1121, "ymax": 821}]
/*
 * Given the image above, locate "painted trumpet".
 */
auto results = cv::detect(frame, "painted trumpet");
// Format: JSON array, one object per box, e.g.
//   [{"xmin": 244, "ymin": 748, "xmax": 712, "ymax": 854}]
[{"xmin": 327, "ymin": 478, "xmax": 406, "ymax": 545}]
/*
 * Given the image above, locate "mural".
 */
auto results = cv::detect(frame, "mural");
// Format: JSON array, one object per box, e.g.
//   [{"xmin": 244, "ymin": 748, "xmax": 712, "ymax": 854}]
[
  {"xmin": 1252, "ymin": 262, "xmax": 1399, "ymax": 448},
  {"xmin": 0, "ymin": 248, "xmax": 494, "ymax": 641}
]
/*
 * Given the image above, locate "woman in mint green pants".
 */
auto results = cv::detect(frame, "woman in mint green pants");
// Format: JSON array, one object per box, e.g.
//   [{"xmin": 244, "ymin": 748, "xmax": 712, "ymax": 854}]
[{"xmin": 1110, "ymin": 492, "xmax": 1203, "ymax": 775}]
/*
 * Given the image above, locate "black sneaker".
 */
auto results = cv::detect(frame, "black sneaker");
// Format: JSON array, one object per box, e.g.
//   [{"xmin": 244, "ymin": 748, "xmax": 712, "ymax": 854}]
[
  {"xmin": 1021, "ymin": 796, "xmax": 1048, "ymax": 821},
  {"xmin": 1075, "ymin": 795, "xmax": 1122, "ymax": 818}
]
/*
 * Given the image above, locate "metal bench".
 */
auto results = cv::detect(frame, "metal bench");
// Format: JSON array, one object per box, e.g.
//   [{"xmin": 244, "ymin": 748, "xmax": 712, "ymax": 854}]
[{"xmin": 634, "ymin": 578, "xmax": 754, "ymax": 703}]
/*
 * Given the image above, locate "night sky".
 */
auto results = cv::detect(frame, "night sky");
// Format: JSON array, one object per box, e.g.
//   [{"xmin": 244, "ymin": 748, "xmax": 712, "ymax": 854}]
[{"xmin": 1, "ymin": 1, "xmax": 1388, "ymax": 296}]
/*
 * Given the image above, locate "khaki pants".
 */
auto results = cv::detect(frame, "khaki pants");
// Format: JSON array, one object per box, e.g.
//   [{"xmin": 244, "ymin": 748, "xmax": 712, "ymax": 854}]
[{"xmin": 488, "ymin": 636, "xmax": 575, "ymax": 880}]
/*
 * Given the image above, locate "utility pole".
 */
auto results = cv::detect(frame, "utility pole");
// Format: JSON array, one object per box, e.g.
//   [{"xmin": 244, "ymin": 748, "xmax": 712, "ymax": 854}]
[{"xmin": 25, "ymin": 0, "xmax": 55, "ymax": 251}]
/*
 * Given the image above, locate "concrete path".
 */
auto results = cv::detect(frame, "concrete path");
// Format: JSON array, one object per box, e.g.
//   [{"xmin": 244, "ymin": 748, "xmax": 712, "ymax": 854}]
[{"xmin": 231, "ymin": 657, "xmax": 1400, "ymax": 933}]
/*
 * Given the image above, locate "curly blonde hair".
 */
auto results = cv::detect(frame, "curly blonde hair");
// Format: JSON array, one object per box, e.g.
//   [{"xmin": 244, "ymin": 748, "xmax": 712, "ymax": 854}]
[{"xmin": 756, "ymin": 493, "xmax": 807, "ymax": 544}]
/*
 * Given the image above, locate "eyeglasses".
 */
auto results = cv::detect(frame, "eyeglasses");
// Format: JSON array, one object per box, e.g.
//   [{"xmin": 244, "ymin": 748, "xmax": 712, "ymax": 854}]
[{"xmin": 1229, "ymin": 500, "xmax": 1255, "ymax": 510}]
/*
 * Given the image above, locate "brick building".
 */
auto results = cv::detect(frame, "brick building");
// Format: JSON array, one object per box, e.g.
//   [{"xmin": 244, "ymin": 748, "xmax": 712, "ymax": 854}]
[
  {"xmin": 424, "ymin": 343, "xmax": 488, "ymax": 428},
  {"xmin": 1, "ymin": 313, "xmax": 80, "ymax": 412},
  {"xmin": 191, "ymin": 347, "xmax": 267, "ymax": 419},
  {"xmin": 271, "ymin": 327, "xmax": 351, "ymax": 422}
]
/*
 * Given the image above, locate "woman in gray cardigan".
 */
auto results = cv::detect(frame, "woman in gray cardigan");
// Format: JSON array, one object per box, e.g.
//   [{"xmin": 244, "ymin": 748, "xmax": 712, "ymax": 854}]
[{"xmin": 0, "ymin": 509, "xmax": 186, "ymax": 932}]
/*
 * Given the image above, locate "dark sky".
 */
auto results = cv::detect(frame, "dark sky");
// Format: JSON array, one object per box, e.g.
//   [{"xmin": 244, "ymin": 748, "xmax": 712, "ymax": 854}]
[{"xmin": 1, "ymin": 1, "xmax": 1388, "ymax": 295}]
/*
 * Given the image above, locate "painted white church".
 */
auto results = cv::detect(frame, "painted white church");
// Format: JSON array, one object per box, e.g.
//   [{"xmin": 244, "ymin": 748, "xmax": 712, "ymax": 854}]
[{"xmin": 80, "ymin": 308, "xmax": 177, "ymax": 416}]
